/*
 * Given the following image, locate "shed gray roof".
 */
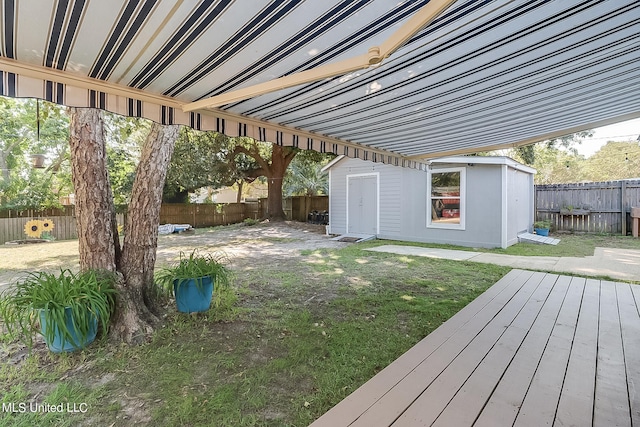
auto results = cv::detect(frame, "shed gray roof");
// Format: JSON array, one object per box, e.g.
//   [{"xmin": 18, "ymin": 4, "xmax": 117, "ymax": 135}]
[
  {"xmin": 322, "ymin": 155, "xmax": 536, "ymax": 174},
  {"xmin": 429, "ymin": 156, "xmax": 536, "ymax": 174}
]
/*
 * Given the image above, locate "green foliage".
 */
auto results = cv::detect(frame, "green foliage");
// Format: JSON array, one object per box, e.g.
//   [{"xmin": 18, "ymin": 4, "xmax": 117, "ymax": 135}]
[
  {"xmin": 514, "ymin": 144, "xmax": 536, "ymax": 165},
  {"xmin": 533, "ymin": 219, "xmax": 552, "ymax": 229},
  {"xmin": 283, "ymin": 150, "xmax": 334, "ymax": 196},
  {"xmin": 487, "ymin": 131, "xmax": 639, "ymax": 184},
  {"xmin": 0, "ymin": 97, "xmax": 71, "ymax": 209},
  {"xmin": 0, "ymin": 100, "xmax": 152, "ymax": 207},
  {"xmin": 2, "ymin": 169, "xmax": 64, "ymax": 209},
  {"xmin": 154, "ymin": 250, "xmax": 232, "ymax": 297},
  {"xmin": 513, "ymin": 131, "xmax": 592, "ymax": 166},
  {"xmin": 582, "ymin": 141, "xmax": 640, "ymax": 182},
  {"xmin": 242, "ymin": 217, "xmax": 259, "ymax": 226},
  {"xmin": 103, "ymin": 115, "xmax": 149, "ymax": 204},
  {"xmin": 527, "ymin": 140, "xmax": 640, "ymax": 184},
  {"xmin": 0, "ymin": 269, "xmax": 117, "ymax": 350},
  {"xmin": 527, "ymin": 144, "xmax": 586, "ymax": 184},
  {"xmin": 163, "ymin": 130, "xmax": 254, "ymax": 202}
]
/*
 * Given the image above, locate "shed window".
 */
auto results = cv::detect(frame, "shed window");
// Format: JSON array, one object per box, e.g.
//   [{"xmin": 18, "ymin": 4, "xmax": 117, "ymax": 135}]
[{"xmin": 428, "ymin": 168, "xmax": 465, "ymax": 229}]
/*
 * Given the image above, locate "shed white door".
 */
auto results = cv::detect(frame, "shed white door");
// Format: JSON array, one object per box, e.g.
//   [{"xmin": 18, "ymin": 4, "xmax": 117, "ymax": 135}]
[
  {"xmin": 508, "ymin": 168, "xmax": 531, "ymax": 238},
  {"xmin": 347, "ymin": 175, "xmax": 378, "ymax": 234}
]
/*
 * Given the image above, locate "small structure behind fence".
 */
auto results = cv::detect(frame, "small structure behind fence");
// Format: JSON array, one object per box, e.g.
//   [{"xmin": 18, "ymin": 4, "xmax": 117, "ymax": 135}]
[
  {"xmin": 0, "ymin": 196, "xmax": 329, "ymax": 244},
  {"xmin": 284, "ymin": 196, "xmax": 328, "ymax": 222},
  {"xmin": 535, "ymin": 180, "xmax": 640, "ymax": 234}
]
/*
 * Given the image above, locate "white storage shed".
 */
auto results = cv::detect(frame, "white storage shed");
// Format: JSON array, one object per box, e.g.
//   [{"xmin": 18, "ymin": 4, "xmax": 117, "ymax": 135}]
[{"xmin": 324, "ymin": 156, "xmax": 536, "ymax": 249}]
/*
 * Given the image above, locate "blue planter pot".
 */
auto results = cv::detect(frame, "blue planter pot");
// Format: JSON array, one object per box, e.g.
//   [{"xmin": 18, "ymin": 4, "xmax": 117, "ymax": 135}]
[
  {"xmin": 173, "ymin": 276, "xmax": 214, "ymax": 313},
  {"xmin": 535, "ymin": 228, "xmax": 550, "ymax": 236},
  {"xmin": 39, "ymin": 307, "xmax": 98, "ymax": 353}
]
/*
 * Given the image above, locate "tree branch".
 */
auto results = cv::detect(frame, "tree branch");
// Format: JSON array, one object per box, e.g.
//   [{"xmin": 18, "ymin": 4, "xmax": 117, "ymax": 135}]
[
  {"xmin": 283, "ymin": 147, "xmax": 298, "ymax": 169},
  {"xmin": 231, "ymin": 144, "xmax": 271, "ymax": 173},
  {"xmin": 284, "ymin": 147, "xmax": 298, "ymax": 163}
]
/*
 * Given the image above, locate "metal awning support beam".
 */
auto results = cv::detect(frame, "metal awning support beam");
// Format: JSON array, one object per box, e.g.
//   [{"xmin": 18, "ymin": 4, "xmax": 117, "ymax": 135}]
[
  {"xmin": 182, "ymin": 0, "xmax": 456, "ymax": 112},
  {"xmin": 182, "ymin": 54, "xmax": 371, "ymax": 112}
]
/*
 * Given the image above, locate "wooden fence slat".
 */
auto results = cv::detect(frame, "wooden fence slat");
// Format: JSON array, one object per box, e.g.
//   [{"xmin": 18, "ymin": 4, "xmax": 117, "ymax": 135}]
[{"xmin": 536, "ymin": 180, "xmax": 640, "ymax": 235}]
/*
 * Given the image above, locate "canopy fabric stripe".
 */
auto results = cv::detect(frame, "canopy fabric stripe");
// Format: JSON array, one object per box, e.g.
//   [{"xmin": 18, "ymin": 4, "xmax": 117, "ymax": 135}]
[
  {"xmin": 0, "ymin": 68, "xmax": 420, "ymax": 168},
  {"xmin": 0, "ymin": 0, "xmax": 638, "ymax": 163}
]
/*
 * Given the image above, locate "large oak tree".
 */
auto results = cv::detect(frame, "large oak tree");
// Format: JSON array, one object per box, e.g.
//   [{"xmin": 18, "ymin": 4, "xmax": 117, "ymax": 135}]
[{"xmin": 230, "ymin": 140, "xmax": 297, "ymax": 221}]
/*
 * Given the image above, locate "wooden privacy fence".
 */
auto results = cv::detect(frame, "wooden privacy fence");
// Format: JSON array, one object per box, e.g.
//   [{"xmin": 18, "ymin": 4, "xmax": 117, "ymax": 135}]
[
  {"xmin": 0, "ymin": 206, "xmax": 81, "ymax": 244},
  {"xmin": 0, "ymin": 211, "xmax": 126, "ymax": 244},
  {"xmin": 535, "ymin": 180, "xmax": 640, "ymax": 234},
  {"xmin": 159, "ymin": 202, "xmax": 259, "ymax": 227},
  {"xmin": 0, "ymin": 206, "xmax": 76, "ymax": 218},
  {"xmin": 283, "ymin": 196, "xmax": 329, "ymax": 222},
  {"xmin": 0, "ymin": 196, "xmax": 328, "ymax": 244},
  {"xmin": 159, "ymin": 196, "xmax": 328, "ymax": 227}
]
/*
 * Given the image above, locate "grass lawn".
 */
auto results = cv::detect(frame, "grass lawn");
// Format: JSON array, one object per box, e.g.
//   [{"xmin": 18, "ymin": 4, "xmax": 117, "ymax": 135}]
[{"xmin": 0, "ymin": 241, "xmax": 509, "ymax": 426}]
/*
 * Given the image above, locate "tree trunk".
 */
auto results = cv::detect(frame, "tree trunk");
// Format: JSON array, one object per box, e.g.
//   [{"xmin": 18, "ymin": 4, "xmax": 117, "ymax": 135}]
[
  {"xmin": 111, "ymin": 123, "xmax": 179, "ymax": 344},
  {"xmin": 266, "ymin": 176, "xmax": 285, "ymax": 220},
  {"xmin": 68, "ymin": 108, "xmax": 117, "ymax": 272},
  {"xmin": 0, "ymin": 152, "xmax": 10, "ymax": 183},
  {"xmin": 236, "ymin": 180, "xmax": 243, "ymax": 204},
  {"xmin": 69, "ymin": 107, "xmax": 180, "ymax": 345},
  {"xmin": 265, "ymin": 145, "xmax": 296, "ymax": 221},
  {"xmin": 0, "ymin": 152, "xmax": 10, "ymax": 205}
]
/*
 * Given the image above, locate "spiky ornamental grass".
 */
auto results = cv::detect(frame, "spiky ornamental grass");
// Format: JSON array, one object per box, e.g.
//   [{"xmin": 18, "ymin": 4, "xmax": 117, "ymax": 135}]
[
  {"xmin": 154, "ymin": 250, "xmax": 232, "ymax": 297},
  {"xmin": 0, "ymin": 269, "xmax": 116, "ymax": 350}
]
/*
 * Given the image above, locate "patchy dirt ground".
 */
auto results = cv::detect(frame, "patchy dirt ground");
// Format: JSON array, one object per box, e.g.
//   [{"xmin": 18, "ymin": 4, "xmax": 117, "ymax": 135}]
[
  {"xmin": 0, "ymin": 222, "xmax": 364, "ymax": 426},
  {"xmin": 0, "ymin": 221, "xmax": 345, "ymax": 290}
]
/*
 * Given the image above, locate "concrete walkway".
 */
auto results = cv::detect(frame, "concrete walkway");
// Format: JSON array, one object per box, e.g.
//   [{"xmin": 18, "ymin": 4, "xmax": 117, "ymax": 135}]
[{"xmin": 366, "ymin": 245, "xmax": 640, "ymax": 282}]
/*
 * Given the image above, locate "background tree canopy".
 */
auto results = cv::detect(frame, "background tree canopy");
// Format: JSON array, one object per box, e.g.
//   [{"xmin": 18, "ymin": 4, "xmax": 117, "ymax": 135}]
[
  {"xmin": 0, "ymin": 98, "xmax": 71, "ymax": 209},
  {"xmin": 283, "ymin": 149, "xmax": 333, "ymax": 197},
  {"xmin": 480, "ymin": 131, "xmax": 640, "ymax": 185},
  {"xmin": 162, "ymin": 131, "xmax": 261, "ymax": 203}
]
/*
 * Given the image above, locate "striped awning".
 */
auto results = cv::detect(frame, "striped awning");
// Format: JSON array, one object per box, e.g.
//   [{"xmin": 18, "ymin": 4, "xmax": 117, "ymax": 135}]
[{"xmin": 0, "ymin": 0, "xmax": 638, "ymax": 165}]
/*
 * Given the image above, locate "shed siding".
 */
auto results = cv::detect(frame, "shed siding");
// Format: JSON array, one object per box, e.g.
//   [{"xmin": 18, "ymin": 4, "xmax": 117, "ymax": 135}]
[
  {"xmin": 328, "ymin": 157, "xmax": 402, "ymax": 235},
  {"xmin": 386, "ymin": 163, "xmax": 502, "ymax": 248},
  {"xmin": 328, "ymin": 158, "xmax": 533, "ymax": 248},
  {"xmin": 379, "ymin": 166, "xmax": 402, "ymax": 236},
  {"xmin": 506, "ymin": 168, "xmax": 534, "ymax": 246}
]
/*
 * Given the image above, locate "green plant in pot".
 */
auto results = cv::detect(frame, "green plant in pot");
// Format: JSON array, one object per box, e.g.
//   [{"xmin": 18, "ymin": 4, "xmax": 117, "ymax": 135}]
[
  {"xmin": 533, "ymin": 219, "xmax": 552, "ymax": 237},
  {"xmin": 155, "ymin": 250, "xmax": 231, "ymax": 313},
  {"xmin": 0, "ymin": 269, "xmax": 117, "ymax": 353}
]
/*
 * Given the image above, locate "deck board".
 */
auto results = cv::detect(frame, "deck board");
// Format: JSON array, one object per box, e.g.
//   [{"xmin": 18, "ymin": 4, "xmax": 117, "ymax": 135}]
[
  {"xmin": 387, "ymin": 272, "xmax": 549, "ymax": 427},
  {"xmin": 618, "ymin": 283, "xmax": 640, "ymax": 425},
  {"xmin": 350, "ymin": 272, "xmax": 544, "ymax": 427},
  {"xmin": 310, "ymin": 269, "xmax": 640, "ymax": 427},
  {"xmin": 594, "ymin": 281, "xmax": 631, "ymax": 427},
  {"xmin": 473, "ymin": 275, "xmax": 573, "ymax": 427},
  {"xmin": 430, "ymin": 274, "xmax": 565, "ymax": 427},
  {"xmin": 514, "ymin": 276, "xmax": 584, "ymax": 426},
  {"xmin": 553, "ymin": 278, "xmax": 599, "ymax": 427}
]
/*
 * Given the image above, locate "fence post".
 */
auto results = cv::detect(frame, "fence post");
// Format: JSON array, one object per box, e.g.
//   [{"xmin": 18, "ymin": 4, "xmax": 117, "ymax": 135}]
[{"xmin": 622, "ymin": 180, "xmax": 627, "ymax": 236}]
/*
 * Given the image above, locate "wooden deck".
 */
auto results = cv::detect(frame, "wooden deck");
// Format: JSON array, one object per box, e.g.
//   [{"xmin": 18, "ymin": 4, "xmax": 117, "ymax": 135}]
[{"xmin": 310, "ymin": 269, "xmax": 640, "ymax": 427}]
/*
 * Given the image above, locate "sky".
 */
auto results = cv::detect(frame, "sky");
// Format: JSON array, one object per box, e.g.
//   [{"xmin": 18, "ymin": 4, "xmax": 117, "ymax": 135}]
[{"xmin": 577, "ymin": 117, "xmax": 640, "ymax": 157}]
